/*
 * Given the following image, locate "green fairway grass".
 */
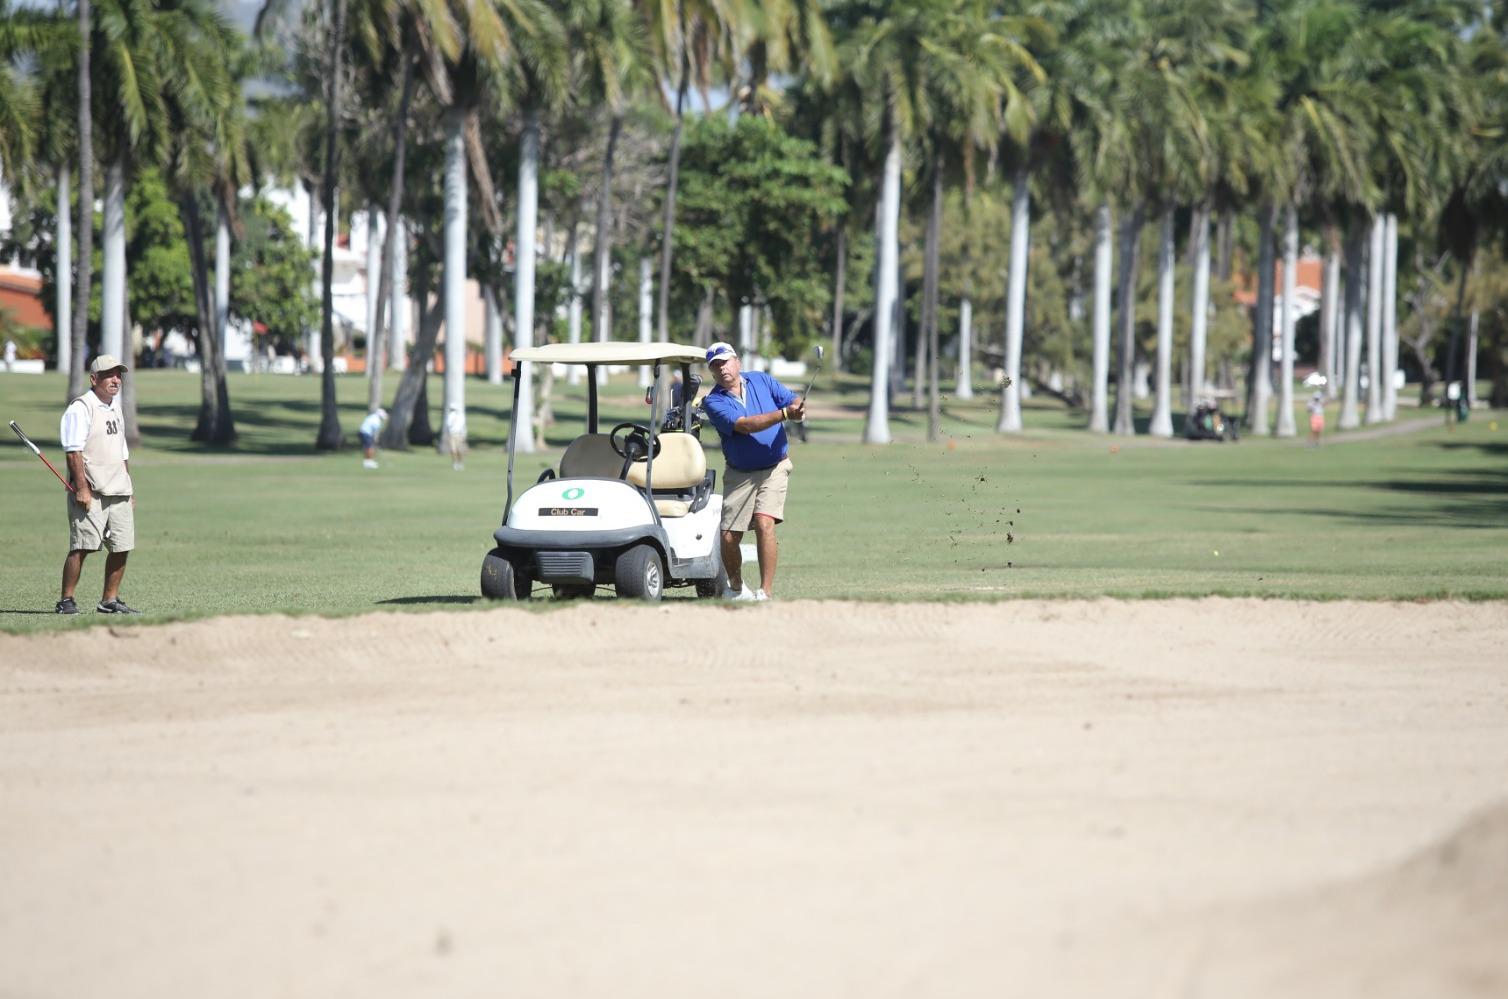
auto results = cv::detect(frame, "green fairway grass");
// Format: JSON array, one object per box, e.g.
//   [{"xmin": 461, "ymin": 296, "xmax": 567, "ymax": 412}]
[{"xmin": 2, "ymin": 368, "xmax": 1504, "ymax": 632}]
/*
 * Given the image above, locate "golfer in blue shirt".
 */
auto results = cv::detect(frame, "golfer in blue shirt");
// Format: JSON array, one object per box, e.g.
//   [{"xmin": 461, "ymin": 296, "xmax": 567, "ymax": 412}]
[{"xmin": 701, "ymin": 341, "xmax": 805, "ymax": 600}]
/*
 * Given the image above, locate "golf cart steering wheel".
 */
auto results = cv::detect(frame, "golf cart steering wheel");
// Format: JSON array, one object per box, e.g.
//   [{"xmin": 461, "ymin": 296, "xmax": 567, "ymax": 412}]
[{"xmin": 609, "ymin": 422, "xmax": 662, "ymax": 464}]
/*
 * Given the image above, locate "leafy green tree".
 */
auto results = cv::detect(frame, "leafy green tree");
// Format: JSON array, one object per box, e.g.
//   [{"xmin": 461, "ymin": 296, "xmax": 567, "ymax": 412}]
[
  {"xmin": 229, "ymin": 196, "xmax": 318, "ymax": 353},
  {"xmin": 672, "ymin": 115, "xmax": 847, "ymax": 356}
]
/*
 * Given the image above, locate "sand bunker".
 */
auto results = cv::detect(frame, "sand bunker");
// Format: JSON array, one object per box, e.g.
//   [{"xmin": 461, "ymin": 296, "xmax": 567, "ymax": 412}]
[{"xmin": 2, "ymin": 599, "xmax": 1505, "ymax": 998}]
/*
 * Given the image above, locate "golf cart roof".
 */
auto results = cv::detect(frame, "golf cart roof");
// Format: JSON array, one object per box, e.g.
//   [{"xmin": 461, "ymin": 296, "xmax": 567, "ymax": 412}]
[{"xmin": 510, "ymin": 342, "xmax": 705, "ymax": 366}]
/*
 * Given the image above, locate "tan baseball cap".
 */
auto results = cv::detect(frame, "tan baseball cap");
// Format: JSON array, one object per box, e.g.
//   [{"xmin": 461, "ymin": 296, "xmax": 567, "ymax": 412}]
[{"xmin": 89, "ymin": 354, "xmax": 129, "ymax": 375}]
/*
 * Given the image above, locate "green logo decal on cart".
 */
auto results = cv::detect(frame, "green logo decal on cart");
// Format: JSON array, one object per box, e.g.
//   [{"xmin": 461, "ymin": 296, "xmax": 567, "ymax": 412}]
[{"xmin": 562, "ymin": 486, "xmax": 585, "ymax": 500}]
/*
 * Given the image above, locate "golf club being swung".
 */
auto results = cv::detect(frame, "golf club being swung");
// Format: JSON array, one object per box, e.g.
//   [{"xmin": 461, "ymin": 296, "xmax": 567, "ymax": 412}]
[
  {"xmin": 800, "ymin": 344, "xmax": 826, "ymax": 402},
  {"xmin": 9, "ymin": 421, "xmax": 76, "ymax": 493}
]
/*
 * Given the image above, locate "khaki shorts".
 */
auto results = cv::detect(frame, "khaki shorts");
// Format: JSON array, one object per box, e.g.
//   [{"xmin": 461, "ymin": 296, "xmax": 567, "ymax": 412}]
[
  {"xmin": 69, "ymin": 494, "xmax": 135, "ymax": 553},
  {"xmin": 720, "ymin": 457, "xmax": 793, "ymax": 532}
]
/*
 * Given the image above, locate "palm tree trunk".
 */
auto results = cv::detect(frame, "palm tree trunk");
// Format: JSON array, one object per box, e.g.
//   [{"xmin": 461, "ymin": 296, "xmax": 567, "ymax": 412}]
[
  {"xmin": 216, "ymin": 202, "xmax": 232, "ymax": 366},
  {"xmin": 1339, "ymin": 222, "xmax": 1365, "ymax": 429},
  {"xmin": 637, "ymin": 256, "xmax": 653, "ymax": 389},
  {"xmin": 1090, "ymin": 203, "xmax": 1113, "ymax": 433},
  {"xmin": 510, "ymin": 109, "xmax": 539, "ymax": 453},
  {"xmin": 1187, "ymin": 203, "xmax": 1210, "ymax": 412},
  {"xmin": 830, "ymin": 223, "xmax": 847, "ymax": 373},
  {"xmin": 484, "ymin": 285, "xmax": 502, "ymax": 383},
  {"xmin": 892, "ymin": 255, "xmax": 906, "ymax": 400},
  {"xmin": 1245, "ymin": 202, "xmax": 1275, "ymax": 435},
  {"xmin": 1364, "ymin": 213, "xmax": 1384, "ymax": 424},
  {"xmin": 181, "ymin": 193, "xmax": 235, "ymax": 444},
  {"xmin": 383, "ymin": 263, "xmax": 443, "ymax": 449},
  {"xmin": 1150, "ymin": 208, "xmax": 1176, "ymax": 437},
  {"xmin": 390, "ymin": 218, "xmax": 408, "ymax": 369},
  {"xmin": 314, "ymin": 0, "xmax": 347, "ymax": 451},
  {"xmin": 367, "ymin": 54, "xmax": 415, "ymax": 411},
  {"xmin": 694, "ymin": 287, "xmax": 714, "ymax": 347},
  {"xmin": 566, "ymin": 235, "xmax": 583, "ymax": 384},
  {"xmin": 55, "ymin": 164, "xmax": 73, "ymax": 375},
  {"xmin": 924, "ymin": 157, "xmax": 942, "ymax": 442},
  {"xmin": 1443, "ymin": 254, "xmax": 1469, "ymax": 391},
  {"xmin": 440, "ymin": 107, "xmax": 468, "ymax": 449},
  {"xmin": 998, "ymin": 163, "xmax": 1030, "ymax": 433},
  {"xmin": 1382, "ymin": 213, "xmax": 1398, "ymax": 420},
  {"xmin": 1112, "ymin": 203, "xmax": 1144, "ymax": 436},
  {"xmin": 68, "ymin": 0, "xmax": 91, "ymax": 402},
  {"xmin": 100, "ymin": 158, "xmax": 125, "ymax": 361},
  {"xmin": 364, "ymin": 203, "xmax": 382, "ymax": 377},
  {"xmin": 863, "ymin": 120, "xmax": 900, "ymax": 445},
  {"xmin": 1465, "ymin": 299, "xmax": 1480, "ymax": 409},
  {"xmin": 655, "ymin": 8, "xmax": 691, "ymax": 345},
  {"xmin": 956, "ymin": 297, "xmax": 974, "ymax": 400},
  {"xmin": 1275, "ymin": 203, "xmax": 1298, "ymax": 437},
  {"xmin": 912, "ymin": 268, "xmax": 926, "ymax": 411},
  {"xmin": 592, "ymin": 110, "xmax": 622, "ymax": 388},
  {"xmin": 1320, "ymin": 226, "xmax": 1341, "ymax": 399}
]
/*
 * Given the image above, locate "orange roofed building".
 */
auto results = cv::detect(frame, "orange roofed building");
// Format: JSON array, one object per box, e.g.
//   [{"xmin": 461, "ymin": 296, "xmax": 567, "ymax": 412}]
[{"xmin": 0, "ymin": 266, "xmax": 52, "ymax": 333}]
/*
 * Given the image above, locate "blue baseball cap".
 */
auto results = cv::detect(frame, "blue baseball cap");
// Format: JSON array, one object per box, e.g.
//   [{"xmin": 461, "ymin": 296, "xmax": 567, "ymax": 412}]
[{"xmin": 706, "ymin": 341, "xmax": 737, "ymax": 365}]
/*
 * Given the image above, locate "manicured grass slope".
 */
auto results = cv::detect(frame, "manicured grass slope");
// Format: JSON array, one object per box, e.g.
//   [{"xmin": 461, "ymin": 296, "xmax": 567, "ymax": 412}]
[{"xmin": 2, "ymin": 369, "xmax": 1503, "ymax": 631}]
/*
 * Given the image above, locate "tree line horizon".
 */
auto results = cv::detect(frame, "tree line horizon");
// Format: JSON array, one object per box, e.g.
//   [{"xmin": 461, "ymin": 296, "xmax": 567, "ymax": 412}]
[{"xmin": 1, "ymin": 0, "xmax": 1504, "ymax": 450}]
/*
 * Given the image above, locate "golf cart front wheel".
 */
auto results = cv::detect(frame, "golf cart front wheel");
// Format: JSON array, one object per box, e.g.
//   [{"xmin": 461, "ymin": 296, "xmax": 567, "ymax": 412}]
[
  {"xmin": 481, "ymin": 549, "xmax": 531, "ymax": 600},
  {"xmin": 614, "ymin": 544, "xmax": 664, "ymax": 601}
]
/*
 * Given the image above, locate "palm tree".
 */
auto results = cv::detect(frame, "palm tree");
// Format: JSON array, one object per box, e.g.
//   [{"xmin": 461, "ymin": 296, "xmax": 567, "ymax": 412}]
[
  {"xmin": 832, "ymin": 0, "xmax": 964, "ymax": 444},
  {"xmin": 312, "ymin": 0, "xmax": 349, "ymax": 450},
  {"xmin": 506, "ymin": 8, "xmax": 568, "ymax": 454},
  {"xmin": 983, "ymin": 7, "xmax": 1054, "ymax": 434},
  {"xmin": 1, "ymin": 3, "xmax": 76, "ymax": 378},
  {"xmin": 1052, "ymin": 0, "xmax": 1137, "ymax": 433},
  {"xmin": 162, "ymin": 9, "xmax": 242, "ymax": 445},
  {"xmin": 566, "ymin": 0, "xmax": 647, "ymax": 385},
  {"xmin": 643, "ymin": 0, "xmax": 738, "ymax": 346},
  {"xmin": 71, "ymin": 0, "xmax": 91, "ymax": 401}
]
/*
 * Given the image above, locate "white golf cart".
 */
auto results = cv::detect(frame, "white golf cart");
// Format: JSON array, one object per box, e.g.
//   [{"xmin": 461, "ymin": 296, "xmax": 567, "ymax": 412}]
[{"xmin": 481, "ymin": 342, "xmax": 727, "ymax": 601}]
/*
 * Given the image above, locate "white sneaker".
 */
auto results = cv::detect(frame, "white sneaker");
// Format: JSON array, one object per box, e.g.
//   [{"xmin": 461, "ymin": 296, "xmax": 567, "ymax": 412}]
[
  {"xmin": 363, "ymin": 459, "xmax": 378, "ymax": 469},
  {"xmin": 754, "ymin": 589, "xmax": 769, "ymax": 601},
  {"xmin": 724, "ymin": 584, "xmax": 756, "ymax": 601}
]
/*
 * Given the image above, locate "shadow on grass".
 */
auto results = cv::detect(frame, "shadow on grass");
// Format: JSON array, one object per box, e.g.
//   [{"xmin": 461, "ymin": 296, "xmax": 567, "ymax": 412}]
[
  {"xmin": 1434, "ymin": 440, "xmax": 1508, "ymax": 458},
  {"xmin": 376, "ymin": 594, "xmax": 479, "ymax": 606},
  {"xmin": 0, "ymin": 609, "xmax": 62, "ymax": 615}
]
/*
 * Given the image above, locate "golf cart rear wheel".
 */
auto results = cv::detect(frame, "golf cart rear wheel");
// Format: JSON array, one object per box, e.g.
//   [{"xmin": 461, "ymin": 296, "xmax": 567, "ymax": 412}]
[
  {"xmin": 614, "ymin": 544, "xmax": 664, "ymax": 601},
  {"xmin": 481, "ymin": 549, "xmax": 532, "ymax": 600},
  {"xmin": 694, "ymin": 546, "xmax": 728, "ymax": 598}
]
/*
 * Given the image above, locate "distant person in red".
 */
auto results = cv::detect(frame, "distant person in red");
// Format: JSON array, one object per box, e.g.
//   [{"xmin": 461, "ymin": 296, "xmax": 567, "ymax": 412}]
[{"xmin": 1307, "ymin": 391, "xmax": 1326, "ymax": 447}]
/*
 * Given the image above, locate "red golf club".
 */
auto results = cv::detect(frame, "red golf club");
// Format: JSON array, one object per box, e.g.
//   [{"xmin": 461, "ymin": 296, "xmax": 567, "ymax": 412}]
[{"xmin": 9, "ymin": 421, "xmax": 76, "ymax": 493}]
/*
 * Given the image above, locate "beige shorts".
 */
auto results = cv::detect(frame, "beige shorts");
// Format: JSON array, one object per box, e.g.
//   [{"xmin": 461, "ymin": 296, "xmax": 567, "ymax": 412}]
[
  {"xmin": 720, "ymin": 457, "xmax": 793, "ymax": 532},
  {"xmin": 69, "ymin": 494, "xmax": 135, "ymax": 553}
]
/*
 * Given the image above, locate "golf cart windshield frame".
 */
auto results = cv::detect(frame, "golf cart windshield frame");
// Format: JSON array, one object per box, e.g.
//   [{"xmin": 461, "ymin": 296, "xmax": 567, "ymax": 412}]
[{"xmin": 503, "ymin": 355, "xmax": 697, "ymax": 521}]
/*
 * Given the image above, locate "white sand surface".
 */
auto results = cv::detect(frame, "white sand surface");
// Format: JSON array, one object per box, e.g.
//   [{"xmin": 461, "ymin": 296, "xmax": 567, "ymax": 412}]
[{"xmin": 2, "ymin": 599, "xmax": 1505, "ymax": 998}]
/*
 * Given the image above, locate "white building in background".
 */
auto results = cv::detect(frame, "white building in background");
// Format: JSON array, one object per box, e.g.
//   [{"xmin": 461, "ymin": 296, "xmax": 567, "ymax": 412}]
[{"xmin": 2, "ymin": 169, "xmax": 490, "ymax": 376}]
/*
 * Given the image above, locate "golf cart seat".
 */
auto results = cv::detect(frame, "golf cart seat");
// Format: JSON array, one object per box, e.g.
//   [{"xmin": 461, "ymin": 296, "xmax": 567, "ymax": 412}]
[
  {"xmin": 559, "ymin": 434, "xmax": 622, "ymax": 478},
  {"xmin": 557, "ymin": 431, "xmax": 713, "ymax": 518},
  {"xmin": 625, "ymin": 432, "xmax": 710, "ymax": 517}
]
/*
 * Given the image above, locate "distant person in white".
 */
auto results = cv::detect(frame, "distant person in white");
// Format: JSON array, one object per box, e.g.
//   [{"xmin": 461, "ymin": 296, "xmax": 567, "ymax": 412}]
[
  {"xmin": 57, "ymin": 355, "xmax": 139, "ymax": 614},
  {"xmin": 3, "ymin": 338, "xmax": 15, "ymax": 372},
  {"xmin": 360, "ymin": 408, "xmax": 387, "ymax": 469},
  {"xmin": 445, "ymin": 405, "xmax": 466, "ymax": 471}
]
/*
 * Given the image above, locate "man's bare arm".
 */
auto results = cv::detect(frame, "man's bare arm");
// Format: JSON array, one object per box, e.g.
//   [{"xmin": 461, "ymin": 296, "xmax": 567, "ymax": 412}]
[
  {"xmin": 732, "ymin": 398, "xmax": 804, "ymax": 435},
  {"xmin": 66, "ymin": 451, "xmax": 91, "ymax": 504}
]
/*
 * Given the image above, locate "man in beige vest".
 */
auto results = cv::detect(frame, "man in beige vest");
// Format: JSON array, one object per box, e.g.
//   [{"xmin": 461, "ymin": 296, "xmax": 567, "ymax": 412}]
[{"xmin": 56, "ymin": 355, "xmax": 139, "ymax": 614}]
